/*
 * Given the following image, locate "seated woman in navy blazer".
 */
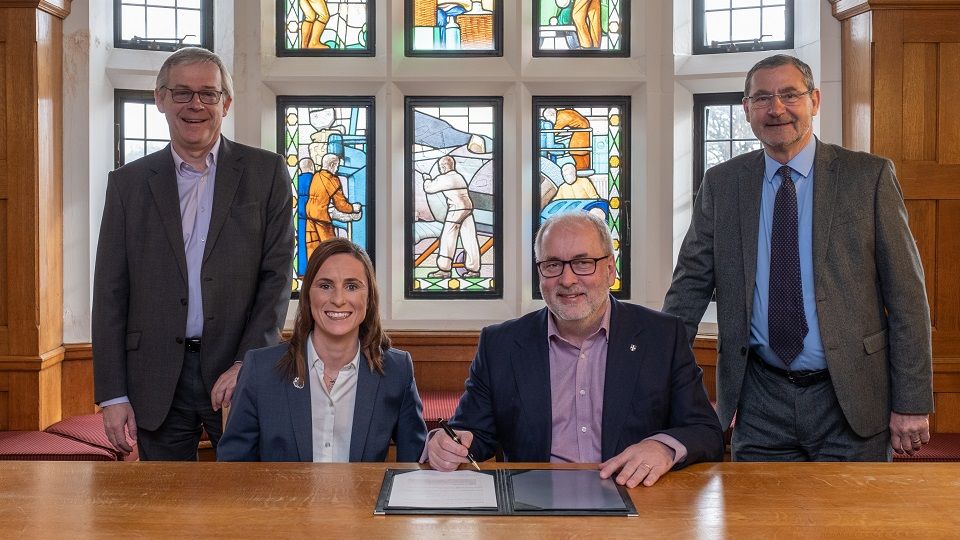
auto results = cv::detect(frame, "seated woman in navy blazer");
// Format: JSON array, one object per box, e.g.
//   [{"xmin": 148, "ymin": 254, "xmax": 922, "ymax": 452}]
[{"xmin": 218, "ymin": 238, "xmax": 427, "ymax": 462}]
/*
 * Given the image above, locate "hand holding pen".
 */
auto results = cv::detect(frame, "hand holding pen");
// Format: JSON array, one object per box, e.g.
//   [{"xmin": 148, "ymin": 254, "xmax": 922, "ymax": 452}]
[{"xmin": 433, "ymin": 419, "xmax": 481, "ymax": 471}]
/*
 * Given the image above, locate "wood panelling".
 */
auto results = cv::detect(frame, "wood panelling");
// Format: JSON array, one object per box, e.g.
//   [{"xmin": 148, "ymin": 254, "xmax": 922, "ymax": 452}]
[
  {"xmin": 0, "ymin": 1, "xmax": 69, "ymax": 430},
  {"xmin": 901, "ymin": 43, "xmax": 937, "ymax": 162},
  {"xmin": 840, "ymin": 12, "xmax": 872, "ymax": 152},
  {"xmin": 937, "ymin": 201, "xmax": 960, "ymax": 336},
  {"xmin": 939, "ymin": 44, "xmax": 960, "ymax": 164},
  {"xmin": 897, "ymin": 162, "xmax": 960, "ymax": 198},
  {"xmin": 905, "ymin": 200, "xmax": 937, "ymax": 324},
  {"xmin": 390, "ymin": 331, "xmax": 478, "ymax": 392},
  {"xmin": 61, "ymin": 344, "xmax": 95, "ymax": 418}
]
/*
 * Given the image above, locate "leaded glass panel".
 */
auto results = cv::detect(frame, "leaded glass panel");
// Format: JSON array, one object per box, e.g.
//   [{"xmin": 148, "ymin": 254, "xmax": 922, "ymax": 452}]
[
  {"xmin": 277, "ymin": 0, "xmax": 374, "ymax": 56},
  {"xmin": 405, "ymin": 97, "xmax": 502, "ymax": 298},
  {"xmin": 534, "ymin": 0, "xmax": 629, "ymax": 57},
  {"xmin": 115, "ymin": 0, "xmax": 212, "ymax": 51},
  {"xmin": 533, "ymin": 97, "xmax": 630, "ymax": 298},
  {"xmin": 406, "ymin": 0, "xmax": 502, "ymax": 56},
  {"xmin": 278, "ymin": 97, "xmax": 376, "ymax": 296}
]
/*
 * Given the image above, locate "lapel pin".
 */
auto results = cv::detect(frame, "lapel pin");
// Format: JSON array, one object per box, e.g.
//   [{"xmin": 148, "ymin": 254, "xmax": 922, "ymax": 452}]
[
  {"xmin": 293, "ymin": 376, "xmax": 304, "ymax": 389},
  {"xmin": 630, "ymin": 344, "xmax": 637, "ymax": 352}
]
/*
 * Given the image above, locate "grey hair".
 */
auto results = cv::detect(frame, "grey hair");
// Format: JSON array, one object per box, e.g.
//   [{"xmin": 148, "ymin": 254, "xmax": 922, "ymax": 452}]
[
  {"xmin": 156, "ymin": 47, "xmax": 234, "ymax": 99},
  {"xmin": 744, "ymin": 54, "xmax": 815, "ymax": 97},
  {"xmin": 534, "ymin": 211, "xmax": 614, "ymax": 261}
]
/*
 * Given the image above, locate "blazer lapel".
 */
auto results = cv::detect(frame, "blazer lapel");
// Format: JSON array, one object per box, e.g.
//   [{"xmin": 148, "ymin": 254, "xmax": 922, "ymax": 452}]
[
  {"xmin": 812, "ymin": 140, "xmax": 839, "ymax": 285},
  {"xmin": 738, "ymin": 152, "xmax": 765, "ymax": 320},
  {"xmin": 349, "ymin": 354, "xmax": 380, "ymax": 462},
  {"xmin": 203, "ymin": 137, "xmax": 243, "ymax": 263},
  {"xmin": 146, "ymin": 148, "xmax": 188, "ymax": 283},
  {"xmin": 510, "ymin": 309, "xmax": 553, "ymax": 459},
  {"xmin": 285, "ymin": 356, "xmax": 313, "ymax": 461},
  {"xmin": 601, "ymin": 299, "xmax": 647, "ymax": 459}
]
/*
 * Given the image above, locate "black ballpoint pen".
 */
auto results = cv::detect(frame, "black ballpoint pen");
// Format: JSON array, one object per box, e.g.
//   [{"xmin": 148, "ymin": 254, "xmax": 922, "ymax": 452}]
[{"xmin": 437, "ymin": 418, "xmax": 481, "ymax": 471}]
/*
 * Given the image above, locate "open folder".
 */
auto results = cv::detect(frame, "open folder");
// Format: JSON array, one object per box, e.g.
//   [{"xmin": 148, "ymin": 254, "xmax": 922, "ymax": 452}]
[{"xmin": 374, "ymin": 469, "xmax": 638, "ymax": 516}]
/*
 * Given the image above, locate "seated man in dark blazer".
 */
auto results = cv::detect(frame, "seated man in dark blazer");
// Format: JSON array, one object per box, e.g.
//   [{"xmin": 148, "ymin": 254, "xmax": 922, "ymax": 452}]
[
  {"xmin": 425, "ymin": 212, "xmax": 724, "ymax": 487},
  {"xmin": 218, "ymin": 238, "xmax": 427, "ymax": 462}
]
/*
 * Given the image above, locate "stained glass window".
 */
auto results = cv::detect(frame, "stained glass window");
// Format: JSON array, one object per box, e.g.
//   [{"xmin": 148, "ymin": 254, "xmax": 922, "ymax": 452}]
[
  {"xmin": 534, "ymin": 0, "xmax": 629, "ymax": 57},
  {"xmin": 278, "ymin": 97, "xmax": 376, "ymax": 296},
  {"xmin": 693, "ymin": 92, "xmax": 761, "ymax": 195},
  {"xmin": 277, "ymin": 0, "xmax": 374, "ymax": 56},
  {"xmin": 693, "ymin": 0, "xmax": 792, "ymax": 54},
  {"xmin": 405, "ymin": 0, "xmax": 502, "ymax": 56},
  {"xmin": 114, "ymin": 90, "xmax": 170, "ymax": 168},
  {"xmin": 114, "ymin": 0, "xmax": 212, "ymax": 51},
  {"xmin": 533, "ymin": 97, "xmax": 630, "ymax": 298},
  {"xmin": 405, "ymin": 97, "xmax": 502, "ymax": 298}
]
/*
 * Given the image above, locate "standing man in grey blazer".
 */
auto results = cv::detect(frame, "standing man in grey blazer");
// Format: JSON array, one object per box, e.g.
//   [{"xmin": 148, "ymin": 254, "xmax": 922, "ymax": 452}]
[
  {"xmin": 663, "ymin": 54, "xmax": 933, "ymax": 461},
  {"xmin": 93, "ymin": 47, "xmax": 293, "ymax": 460}
]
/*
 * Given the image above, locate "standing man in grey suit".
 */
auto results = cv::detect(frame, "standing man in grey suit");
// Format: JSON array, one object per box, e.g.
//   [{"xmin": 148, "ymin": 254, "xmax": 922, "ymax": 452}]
[
  {"xmin": 93, "ymin": 47, "xmax": 293, "ymax": 460},
  {"xmin": 663, "ymin": 54, "xmax": 933, "ymax": 461}
]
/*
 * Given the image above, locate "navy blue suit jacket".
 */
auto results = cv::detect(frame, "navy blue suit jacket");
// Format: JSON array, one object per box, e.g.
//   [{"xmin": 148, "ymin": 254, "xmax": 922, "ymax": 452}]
[
  {"xmin": 451, "ymin": 298, "xmax": 724, "ymax": 466},
  {"xmin": 218, "ymin": 344, "xmax": 427, "ymax": 462}
]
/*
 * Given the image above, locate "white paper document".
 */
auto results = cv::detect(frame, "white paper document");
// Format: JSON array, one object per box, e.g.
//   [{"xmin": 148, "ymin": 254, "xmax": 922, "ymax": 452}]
[{"xmin": 387, "ymin": 470, "xmax": 498, "ymax": 508}]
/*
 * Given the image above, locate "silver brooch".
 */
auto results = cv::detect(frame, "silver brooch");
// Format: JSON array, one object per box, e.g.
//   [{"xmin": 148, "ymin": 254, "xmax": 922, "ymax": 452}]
[
  {"xmin": 293, "ymin": 376, "xmax": 304, "ymax": 389},
  {"xmin": 629, "ymin": 344, "xmax": 637, "ymax": 352}
]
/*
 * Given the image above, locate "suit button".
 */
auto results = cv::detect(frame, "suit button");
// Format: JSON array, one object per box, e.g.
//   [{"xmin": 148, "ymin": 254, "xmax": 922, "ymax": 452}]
[
  {"xmin": 180, "ymin": 298, "xmax": 188, "ymax": 306},
  {"xmin": 176, "ymin": 337, "xmax": 184, "ymax": 344}
]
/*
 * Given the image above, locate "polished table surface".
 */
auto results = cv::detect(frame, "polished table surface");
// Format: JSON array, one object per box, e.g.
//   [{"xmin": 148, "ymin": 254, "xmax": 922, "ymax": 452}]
[{"xmin": 1, "ymin": 461, "xmax": 959, "ymax": 538}]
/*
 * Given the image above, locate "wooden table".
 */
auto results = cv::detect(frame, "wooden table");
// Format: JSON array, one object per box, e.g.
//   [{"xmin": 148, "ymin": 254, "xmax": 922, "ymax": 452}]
[{"xmin": 1, "ymin": 462, "xmax": 958, "ymax": 538}]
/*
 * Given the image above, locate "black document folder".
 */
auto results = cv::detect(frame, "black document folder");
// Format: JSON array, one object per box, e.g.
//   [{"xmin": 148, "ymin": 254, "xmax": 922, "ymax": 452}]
[{"xmin": 374, "ymin": 469, "xmax": 638, "ymax": 516}]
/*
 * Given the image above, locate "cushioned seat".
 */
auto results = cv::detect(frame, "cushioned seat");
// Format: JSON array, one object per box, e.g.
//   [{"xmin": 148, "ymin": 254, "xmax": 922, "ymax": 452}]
[
  {"xmin": 419, "ymin": 390, "xmax": 463, "ymax": 431},
  {"xmin": 893, "ymin": 433, "xmax": 960, "ymax": 462},
  {"xmin": 45, "ymin": 412, "xmax": 138, "ymax": 461},
  {"xmin": 0, "ymin": 431, "xmax": 116, "ymax": 461}
]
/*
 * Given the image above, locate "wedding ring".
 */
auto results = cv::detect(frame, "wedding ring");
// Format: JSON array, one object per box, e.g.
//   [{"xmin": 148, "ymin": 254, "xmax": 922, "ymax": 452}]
[
  {"xmin": 911, "ymin": 438, "xmax": 921, "ymax": 444},
  {"xmin": 639, "ymin": 463, "xmax": 652, "ymax": 470}
]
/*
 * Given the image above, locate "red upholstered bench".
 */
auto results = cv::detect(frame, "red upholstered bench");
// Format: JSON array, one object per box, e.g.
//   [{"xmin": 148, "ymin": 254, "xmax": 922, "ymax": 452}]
[
  {"xmin": 419, "ymin": 390, "xmax": 463, "ymax": 431},
  {"xmin": 44, "ymin": 412, "xmax": 138, "ymax": 461},
  {"xmin": 893, "ymin": 433, "xmax": 960, "ymax": 462},
  {"xmin": 0, "ymin": 431, "xmax": 116, "ymax": 461}
]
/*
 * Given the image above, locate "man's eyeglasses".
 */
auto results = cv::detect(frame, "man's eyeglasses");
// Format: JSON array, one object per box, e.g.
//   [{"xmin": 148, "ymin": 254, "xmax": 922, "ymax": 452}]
[
  {"xmin": 162, "ymin": 86, "xmax": 224, "ymax": 105},
  {"xmin": 744, "ymin": 89, "xmax": 813, "ymax": 109},
  {"xmin": 536, "ymin": 255, "xmax": 610, "ymax": 278}
]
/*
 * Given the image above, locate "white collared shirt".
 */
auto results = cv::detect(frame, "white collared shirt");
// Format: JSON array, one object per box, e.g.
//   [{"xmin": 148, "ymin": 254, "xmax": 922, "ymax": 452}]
[{"xmin": 307, "ymin": 335, "xmax": 360, "ymax": 462}]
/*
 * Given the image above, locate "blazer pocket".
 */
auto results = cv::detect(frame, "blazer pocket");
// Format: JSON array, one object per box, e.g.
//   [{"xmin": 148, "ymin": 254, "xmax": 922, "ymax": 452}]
[
  {"xmin": 862, "ymin": 328, "xmax": 888, "ymax": 355},
  {"xmin": 126, "ymin": 332, "xmax": 142, "ymax": 351}
]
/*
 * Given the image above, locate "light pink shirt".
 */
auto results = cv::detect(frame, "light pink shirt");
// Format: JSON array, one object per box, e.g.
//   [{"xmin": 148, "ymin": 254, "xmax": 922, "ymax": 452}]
[{"xmin": 547, "ymin": 302, "xmax": 687, "ymax": 465}]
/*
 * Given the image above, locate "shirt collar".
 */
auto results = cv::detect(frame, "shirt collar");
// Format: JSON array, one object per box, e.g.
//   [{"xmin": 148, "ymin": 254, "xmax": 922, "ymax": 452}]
[
  {"xmin": 171, "ymin": 137, "xmax": 221, "ymax": 174},
  {"xmin": 546, "ymin": 297, "xmax": 612, "ymax": 346},
  {"xmin": 306, "ymin": 333, "xmax": 361, "ymax": 372},
  {"xmin": 763, "ymin": 135, "xmax": 816, "ymax": 183}
]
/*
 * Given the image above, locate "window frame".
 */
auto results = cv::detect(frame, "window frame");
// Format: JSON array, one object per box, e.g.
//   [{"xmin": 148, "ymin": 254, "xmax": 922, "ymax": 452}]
[
  {"xmin": 404, "ymin": 0, "xmax": 503, "ymax": 58},
  {"xmin": 403, "ymin": 96, "xmax": 504, "ymax": 299},
  {"xmin": 691, "ymin": 0, "xmax": 793, "ymax": 55},
  {"xmin": 275, "ymin": 0, "xmax": 376, "ymax": 57},
  {"xmin": 276, "ymin": 95, "xmax": 378, "ymax": 299},
  {"xmin": 113, "ymin": 0, "xmax": 214, "ymax": 52},
  {"xmin": 114, "ymin": 89, "xmax": 167, "ymax": 169},
  {"xmin": 692, "ymin": 91, "xmax": 761, "ymax": 196},
  {"xmin": 531, "ymin": 0, "xmax": 630, "ymax": 58},
  {"xmin": 531, "ymin": 95, "xmax": 631, "ymax": 300}
]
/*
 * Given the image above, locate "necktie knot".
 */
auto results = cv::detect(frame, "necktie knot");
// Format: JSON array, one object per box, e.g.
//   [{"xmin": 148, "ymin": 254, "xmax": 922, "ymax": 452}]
[{"xmin": 778, "ymin": 165, "xmax": 794, "ymax": 184}]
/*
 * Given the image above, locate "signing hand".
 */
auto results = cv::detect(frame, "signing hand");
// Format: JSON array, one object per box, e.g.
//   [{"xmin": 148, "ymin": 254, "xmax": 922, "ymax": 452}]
[
  {"xmin": 102, "ymin": 402, "xmax": 137, "ymax": 456},
  {"xmin": 211, "ymin": 362, "xmax": 243, "ymax": 412},
  {"xmin": 425, "ymin": 429, "xmax": 474, "ymax": 472},
  {"xmin": 889, "ymin": 412, "xmax": 930, "ymax": 456},
  {"xmin": 599, "ymin": 439, "xmax": 675, "ymax": 488}
]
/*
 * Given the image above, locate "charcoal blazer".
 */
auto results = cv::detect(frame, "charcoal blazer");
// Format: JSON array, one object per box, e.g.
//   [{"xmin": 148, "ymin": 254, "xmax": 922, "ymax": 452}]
[
  {"xmin": 663, "ymin": 139, "xmax": 933, "ymax": 438},
  {"xmin": 92, "ymin": 137, "xmax": 293, "ymax": 430},
  {"xmin": 217, "ymin": 344, "xmax": 428, "ymax": 462},
  {"xmin": 450, "ymin": 298, "xmax": 724, "ymax": 466}
]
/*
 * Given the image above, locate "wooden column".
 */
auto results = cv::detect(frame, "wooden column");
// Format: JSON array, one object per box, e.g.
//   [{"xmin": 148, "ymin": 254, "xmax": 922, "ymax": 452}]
[
  {"xmin": 0, "ymin": 0, "xmax": 70, "ymax": 430},
  {"xmin": 833, "ymin": 0, "xmax": 960, "ymax": 432}
]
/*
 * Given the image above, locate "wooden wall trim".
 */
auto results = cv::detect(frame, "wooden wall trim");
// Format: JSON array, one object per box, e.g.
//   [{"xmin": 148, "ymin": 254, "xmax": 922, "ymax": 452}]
[
  {"xmin": 833, "ymin": 0, "xmax": 960, "ymax": 21},
  {"xmin": 0, "ymin": 0, "xmax": 72, "ymax": 19}
]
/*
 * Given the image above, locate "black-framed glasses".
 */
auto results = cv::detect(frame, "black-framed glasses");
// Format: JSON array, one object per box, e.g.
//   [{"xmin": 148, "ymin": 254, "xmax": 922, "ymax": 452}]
[
  {"xmin": 744, "ymin": 89, "xmax": 813, "ymax": 109},
  {"xmin": 536, "ymin": 255, "xmax": 610, "ymax": 278},
  {"xmin": 161, "ymin": 86, "xmax": 224, "ymax": 105}
]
